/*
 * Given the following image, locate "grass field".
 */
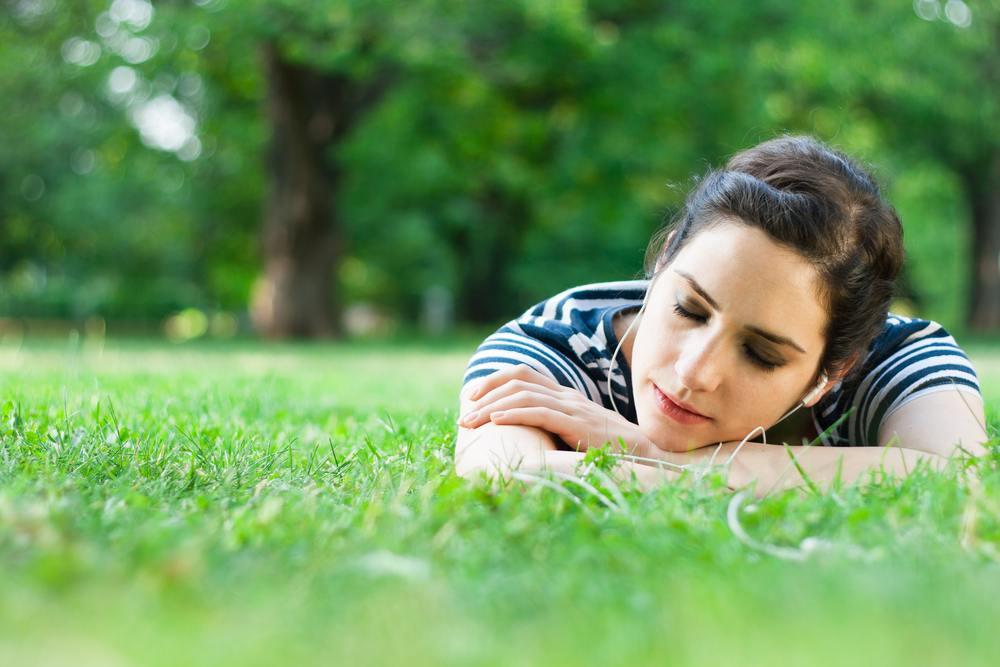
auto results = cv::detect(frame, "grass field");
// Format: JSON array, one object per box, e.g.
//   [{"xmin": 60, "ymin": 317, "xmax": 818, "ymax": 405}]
[{"xmin": 1, "ymin": 336, "xmax": 999, "ymax": 666}]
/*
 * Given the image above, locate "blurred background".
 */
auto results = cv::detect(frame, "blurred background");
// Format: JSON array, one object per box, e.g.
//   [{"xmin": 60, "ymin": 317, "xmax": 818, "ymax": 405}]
[{"xmin": 2, "ymin": 0, "xmax": 999, "ymax": 342}]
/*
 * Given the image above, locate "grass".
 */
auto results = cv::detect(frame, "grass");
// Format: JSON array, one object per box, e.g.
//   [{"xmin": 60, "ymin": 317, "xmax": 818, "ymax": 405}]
[{"xmin": 1, "ymin": 335, "xmax": 999, "ymax": 666}]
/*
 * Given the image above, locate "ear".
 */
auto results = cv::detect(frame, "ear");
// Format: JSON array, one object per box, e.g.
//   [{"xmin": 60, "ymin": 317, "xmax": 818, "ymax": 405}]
[
  {"xmin": 801, "ymin": 356, "xmax": 856, "ymax": 407},
  {"xmin": 653, "ymin": 230, "xmax": 678, "ymax": 274}
]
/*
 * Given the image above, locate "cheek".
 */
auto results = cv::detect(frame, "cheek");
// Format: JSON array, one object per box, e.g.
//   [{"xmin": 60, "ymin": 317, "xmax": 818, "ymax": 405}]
[
  {"xmin": 726, "ymin": 370, "xmax": 805, "ymax": 426},
  {"xmin": 631, "ymin": 317, "xmax": 680, "ymax": 379}
]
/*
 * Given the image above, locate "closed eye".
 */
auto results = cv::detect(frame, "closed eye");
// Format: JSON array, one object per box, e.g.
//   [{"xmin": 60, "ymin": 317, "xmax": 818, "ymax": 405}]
[
  {"xmin": 744, "ymin": 345, "xmax": 779, "ymax": 372},
  {"xmin": 675, "ymin": 297, "xmax": 783, "ymax": 372},
  {"xmin": 673, "ymin": 303, "xmax": 706, "ymax": 324}
]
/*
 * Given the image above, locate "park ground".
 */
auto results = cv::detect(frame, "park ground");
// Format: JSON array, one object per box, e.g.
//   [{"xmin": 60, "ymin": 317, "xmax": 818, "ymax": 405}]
[{"xmin": 1, "ymin": 335, "xmax": 999, "ymax": 666}]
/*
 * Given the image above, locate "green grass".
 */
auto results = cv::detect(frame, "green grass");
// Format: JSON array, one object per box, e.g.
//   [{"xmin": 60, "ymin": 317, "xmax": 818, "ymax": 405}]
[{"xmin": 1, "ymin": 336, "xmax": 999, "ymax": 666}]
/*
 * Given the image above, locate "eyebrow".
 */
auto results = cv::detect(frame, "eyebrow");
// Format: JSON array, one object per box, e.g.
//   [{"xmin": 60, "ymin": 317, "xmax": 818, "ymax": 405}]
[
  {"xmin": 744, "ymin": 325, "xmax": 806, "ymax": 354},
  {"xmin": 674, "ymin": 270, "xmax": 719, "ymax": 309},
  {"xmin": 673, "ymin": 269, "xmax": 807, "ymax": 354}
]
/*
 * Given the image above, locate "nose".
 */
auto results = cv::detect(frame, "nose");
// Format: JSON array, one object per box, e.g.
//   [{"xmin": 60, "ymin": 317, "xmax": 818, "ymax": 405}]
[{"xmin": 674, "ymin": 330, "xmax": 724, "ymax": 393}]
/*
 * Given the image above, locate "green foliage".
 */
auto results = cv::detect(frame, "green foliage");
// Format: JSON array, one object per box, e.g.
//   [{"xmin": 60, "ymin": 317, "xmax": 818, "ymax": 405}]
[
  {"xmin": 0, "ymin": 339, "xmax": 999, "ymax": 662},
  {"xmin": 2, "ymin": 1, "xmax": 997, "ymax": 330},
  {"xmin": 0, "ymin": 0, "xmax": 265, "ymax": 318}
]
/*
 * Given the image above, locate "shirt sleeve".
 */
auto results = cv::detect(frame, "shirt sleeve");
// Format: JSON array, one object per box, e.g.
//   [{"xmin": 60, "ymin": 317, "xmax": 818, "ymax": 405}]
[
  {"xmin": 825, "ymin": 317, "xmax": 982, "ymax": 448},
  {"xmin": 461, "ymin": 321, "xmax": 603, "ymax": 401}
]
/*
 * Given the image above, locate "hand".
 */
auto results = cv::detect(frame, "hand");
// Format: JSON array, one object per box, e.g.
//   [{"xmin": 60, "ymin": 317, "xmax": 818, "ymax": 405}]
[{"xmin": 458, "ymin": 365, "xmax": 653, "ymax": 456}]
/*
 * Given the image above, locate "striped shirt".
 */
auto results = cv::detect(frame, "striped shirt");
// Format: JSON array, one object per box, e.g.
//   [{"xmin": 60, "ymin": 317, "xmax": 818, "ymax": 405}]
[{"xmin": 462, "ymin": 280, "xmax": 982, "ymax": 448}]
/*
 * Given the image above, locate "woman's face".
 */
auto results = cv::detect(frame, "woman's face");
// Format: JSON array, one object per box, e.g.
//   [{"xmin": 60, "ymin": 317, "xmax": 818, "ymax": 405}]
[{"xmin": 629, "ymin": 221, "xmax": 830, "ymax": 450}]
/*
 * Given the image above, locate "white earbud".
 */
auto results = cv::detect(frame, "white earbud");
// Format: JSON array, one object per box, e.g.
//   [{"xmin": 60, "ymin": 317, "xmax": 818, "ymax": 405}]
[{"xmin": 800, "ymin": 372, "xmax": 829, "ymax": 406}]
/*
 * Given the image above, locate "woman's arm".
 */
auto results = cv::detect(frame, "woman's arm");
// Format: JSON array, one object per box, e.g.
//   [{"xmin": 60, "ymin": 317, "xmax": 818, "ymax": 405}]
[
  {"xmin": 876, "ymin": 390, "xmax": 989, "ymax": 457},
  {"xmin": 457, "ymin": 365, "xmax": 654, "ymax": 454},
  {"xmin": 455, "ymin": 370, "xmax": 990, "ymax": 498},
  {"xmin": 454, "ymin": 391, "xmax": 560, "ymax": 480},
  {"xmin": 456, "ymin": 415, "xmax": 945, "ymax": 499},
  {"xmin": 705, "ymin": 390, "xmax": 989, "ymax": 497},
  {"xmin": 455, "ymin": 421, "xmax": 673, "ymax": 491},
  {"xmin": 690, "ymin": 440, "xmax": 941, "ymax": 498},
  {"xmin": 454, "ymin": 399, "xmax": 675, "ymax": 490}
]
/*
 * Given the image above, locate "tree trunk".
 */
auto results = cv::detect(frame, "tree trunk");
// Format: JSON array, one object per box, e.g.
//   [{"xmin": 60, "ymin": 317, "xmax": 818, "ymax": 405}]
[
  {"xmin": 965, "ymin": 154, "xmax": 1000, "ymax": 331},
  {"xmin": 250, "ymin": 43, "xmax": 389, "ymax": 339}
]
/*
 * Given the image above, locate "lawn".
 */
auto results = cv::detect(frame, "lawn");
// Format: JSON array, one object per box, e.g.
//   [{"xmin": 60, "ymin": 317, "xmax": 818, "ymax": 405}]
[{"xmin": 1, "ymin": 336, "xmax": 999, "ymax": 666}]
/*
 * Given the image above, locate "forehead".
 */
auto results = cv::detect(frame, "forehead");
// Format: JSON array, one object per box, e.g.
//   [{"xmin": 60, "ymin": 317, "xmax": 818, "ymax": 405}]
[{"xmin": 670, "ymin": 223, "xmax": 828, "ymax": 345}]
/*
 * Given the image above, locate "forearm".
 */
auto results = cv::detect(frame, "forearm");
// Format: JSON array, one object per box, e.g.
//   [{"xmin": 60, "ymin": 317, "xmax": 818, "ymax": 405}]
[
  {"xmin": 455, "ymin": 423, "xmax": 675, "ymax": 490},
  {"xmin": 700, "ymin": 441, "xmax": 944, "ymax": 498},
  {"xmin": 455, "ymin": 422, "xmax": 558, "ymax": 480}
]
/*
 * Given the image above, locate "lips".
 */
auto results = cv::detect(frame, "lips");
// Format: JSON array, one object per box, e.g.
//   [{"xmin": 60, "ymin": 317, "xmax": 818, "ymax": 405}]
[{"xmin": 653, "ymin": 385, "xmax": 712, "ymax": 425}]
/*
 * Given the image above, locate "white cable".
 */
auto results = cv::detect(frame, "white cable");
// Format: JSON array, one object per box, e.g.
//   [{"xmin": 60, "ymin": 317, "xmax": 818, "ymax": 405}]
[
  {"xmin": 607, "ymin": 274, "xmax": 660, "ymax": 417},
  {"xmin": 726, "ymin": 491, "xmax": 807, "ymax": 562},
  {"xmin": 512, "ymin": 472, "xmax": 596, "ymax": 519},
  {"xmin": 527, "ymin": 470, "xmax": 621, "ymax": 512},
  {"xmin": 722, "ymin": 426, "xmax": 763, "ymax": 467},
  {"xmin": 585, "ymin": 466, "xmax": 630, "ymax": 514},
  {"xmin": 616, "ymin": 425, "xmax": 764, "ymax": 477},
  {"xmin": 726, "ymin": 490, "xmax": 871, "ymax": 562}
]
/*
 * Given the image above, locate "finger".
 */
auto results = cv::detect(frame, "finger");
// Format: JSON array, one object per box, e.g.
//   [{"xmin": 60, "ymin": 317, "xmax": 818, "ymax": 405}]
[
  {"xmin": 502, "ymin": 364, "xmax": 566, "ymax": 390},
  {"xmin": 461, "ymin": 378, "xmax": 573, "ymax": 425},
  {"xmin": 468, "ymin": 368, "xmax": 587, "ymax": 416},
  {"xmin": 466, "ymin": 365, "xmax": 563, "ymax": 401},
  {"xmin": 459, "ymin": 390, "xmax": 576, "ymax": 429},
  {"xmin": 469, "ymin": 379, "xmax": 577, "ymax": 418},
  {"xmin": 487, "ymin": 406, "xmax": 619, "ymax": 452},
  {"xmin": 464, "ymin": 367, "xmax": 528, "ymax": 401}
]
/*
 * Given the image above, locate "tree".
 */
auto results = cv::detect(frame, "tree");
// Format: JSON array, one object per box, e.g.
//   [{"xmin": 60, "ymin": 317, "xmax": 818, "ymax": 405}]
[
  {"xmin": 0, "ymin": 0, "xmax": 266, "ymax": 321},
  {"xmin": 748, "ymin": 0, "xmax": 1000, "ymax": 330},
  {"xmin": 6, "ymin": 0, "xmax": 997, "ymax": 335}
]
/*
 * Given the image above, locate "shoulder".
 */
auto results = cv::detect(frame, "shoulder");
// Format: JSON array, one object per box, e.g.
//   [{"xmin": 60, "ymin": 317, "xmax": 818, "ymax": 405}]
[
  {"xmin": 462, "ymin": 280, "xmax": 647, "ymax": 402},
  {"xmin": 814, "ymin": 315, "xmax": 981, "ymax": 447},
  {"xmin": 517, "ymin": 280, "xmax": 648, "ymax": 337},
  {"xmin": 865, "ymin": 315, "xmax": 978, "ymax": 385},
  {"xmin": 871, "ymin": 314, "xmax": 963, "ymax": 353}
]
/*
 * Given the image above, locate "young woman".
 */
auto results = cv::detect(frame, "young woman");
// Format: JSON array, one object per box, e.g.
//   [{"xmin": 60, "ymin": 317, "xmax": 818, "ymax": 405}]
[{"xmin": 454, "ymin": 136, "xmax": 989, "ymax": 495}]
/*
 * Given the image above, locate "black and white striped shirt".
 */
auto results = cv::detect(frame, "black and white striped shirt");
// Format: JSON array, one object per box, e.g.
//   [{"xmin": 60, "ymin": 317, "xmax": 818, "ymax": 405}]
[{"xmin": 462, "ymin": 281, "xmax": 982, "ymax": 448}]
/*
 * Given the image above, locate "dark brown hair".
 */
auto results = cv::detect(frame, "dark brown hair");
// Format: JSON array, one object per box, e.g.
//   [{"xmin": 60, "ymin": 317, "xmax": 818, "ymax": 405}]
[{"xmin": 645, "ymin": 136, "xmax": 905, "ymax": 381}]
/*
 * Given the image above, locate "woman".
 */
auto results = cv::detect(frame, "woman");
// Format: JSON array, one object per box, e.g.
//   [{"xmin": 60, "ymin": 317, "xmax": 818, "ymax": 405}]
[{"xmin": 454, "ymin": 136, "xmax": 989, "ymax": 495}]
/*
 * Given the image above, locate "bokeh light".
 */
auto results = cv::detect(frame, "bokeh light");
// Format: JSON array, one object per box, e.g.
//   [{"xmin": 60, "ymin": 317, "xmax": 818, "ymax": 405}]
[
  {"xmin": 185, "ymin": 25, "xmax": 211, "ymax": 51},
  {"xmin": 128, "ymin": 95, "xmax": 198, "ymax": 154},
  {"xmin": 915, "ymin": 0, "xmax": 971, "ymax": 27},
  {"xmin": 11, "ymin": 0, "xmax": 55, "ymax": 24},
  {"xmin": 59, "ymin": 91, "xmax": 85, "ymax": 116},
  {"xmin": 164, "ymin": 308, "xmax": 208, "ymax": 342},
  {"xmin": 96, "ymin": 11, "xmax": 120, "ymax": 38},
  {"xmin": 944, "ymin": 0, "xmax": 972, "ymax": 28},
  {"xmin": 110, "ymin": 0, "xmax": 155, "ymax": 32},
  {"xmin": 209, "ymin": 312, "xmax": 239, "ymax": 338},
  {"xmin": 177, "ymin": 72, "xmax": 202, "ymax": 98},
  {"xmin": 914, "ymin": 0, "xmax": 939, "ymax": 21},
  {"xmin": 20, "ymin": 175, "xmax": 44, "ymax": 201},
  {"xmin": 59, "ymin": 1, "xmax": 203, "ymax": 163},
  {"xmin": 61, "ymin": 38, "xmax": 102, "ymax": 66},
  {"xmin": 70, "ymin": 148, "xmax": 96, "ymax": 175},
  {"xmin": 108, "ymin": 66, "xmax": 137, "ymax": 94},
  {"xmin": 120, "ymin": 36, "xmax": 158, "ymax": 64}
]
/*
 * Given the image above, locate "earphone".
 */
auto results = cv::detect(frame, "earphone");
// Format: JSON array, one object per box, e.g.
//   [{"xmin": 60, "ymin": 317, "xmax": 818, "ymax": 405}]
[
  {"xmin": 800, "ymin": 372, "xmax": 829, "ymax": 406},
  {"xmin": 769, "ymin": 371, "xmax": 829, "ymax": 428}
]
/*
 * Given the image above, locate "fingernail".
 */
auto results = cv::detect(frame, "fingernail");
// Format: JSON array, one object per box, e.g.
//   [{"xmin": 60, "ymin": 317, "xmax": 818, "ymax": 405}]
[
  {"xmin": 490, "ymin": 411, "xmax": 505, "ymax": 421},
  {"xmin": 463, "ymin": 411, "xmax": 479, "ymax": 423}
]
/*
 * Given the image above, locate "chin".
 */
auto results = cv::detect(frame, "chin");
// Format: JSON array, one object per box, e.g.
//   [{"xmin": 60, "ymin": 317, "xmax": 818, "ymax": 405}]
[{"xmin": 637, "ymin": 413, "xmax": 711, "ymax": 452}]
